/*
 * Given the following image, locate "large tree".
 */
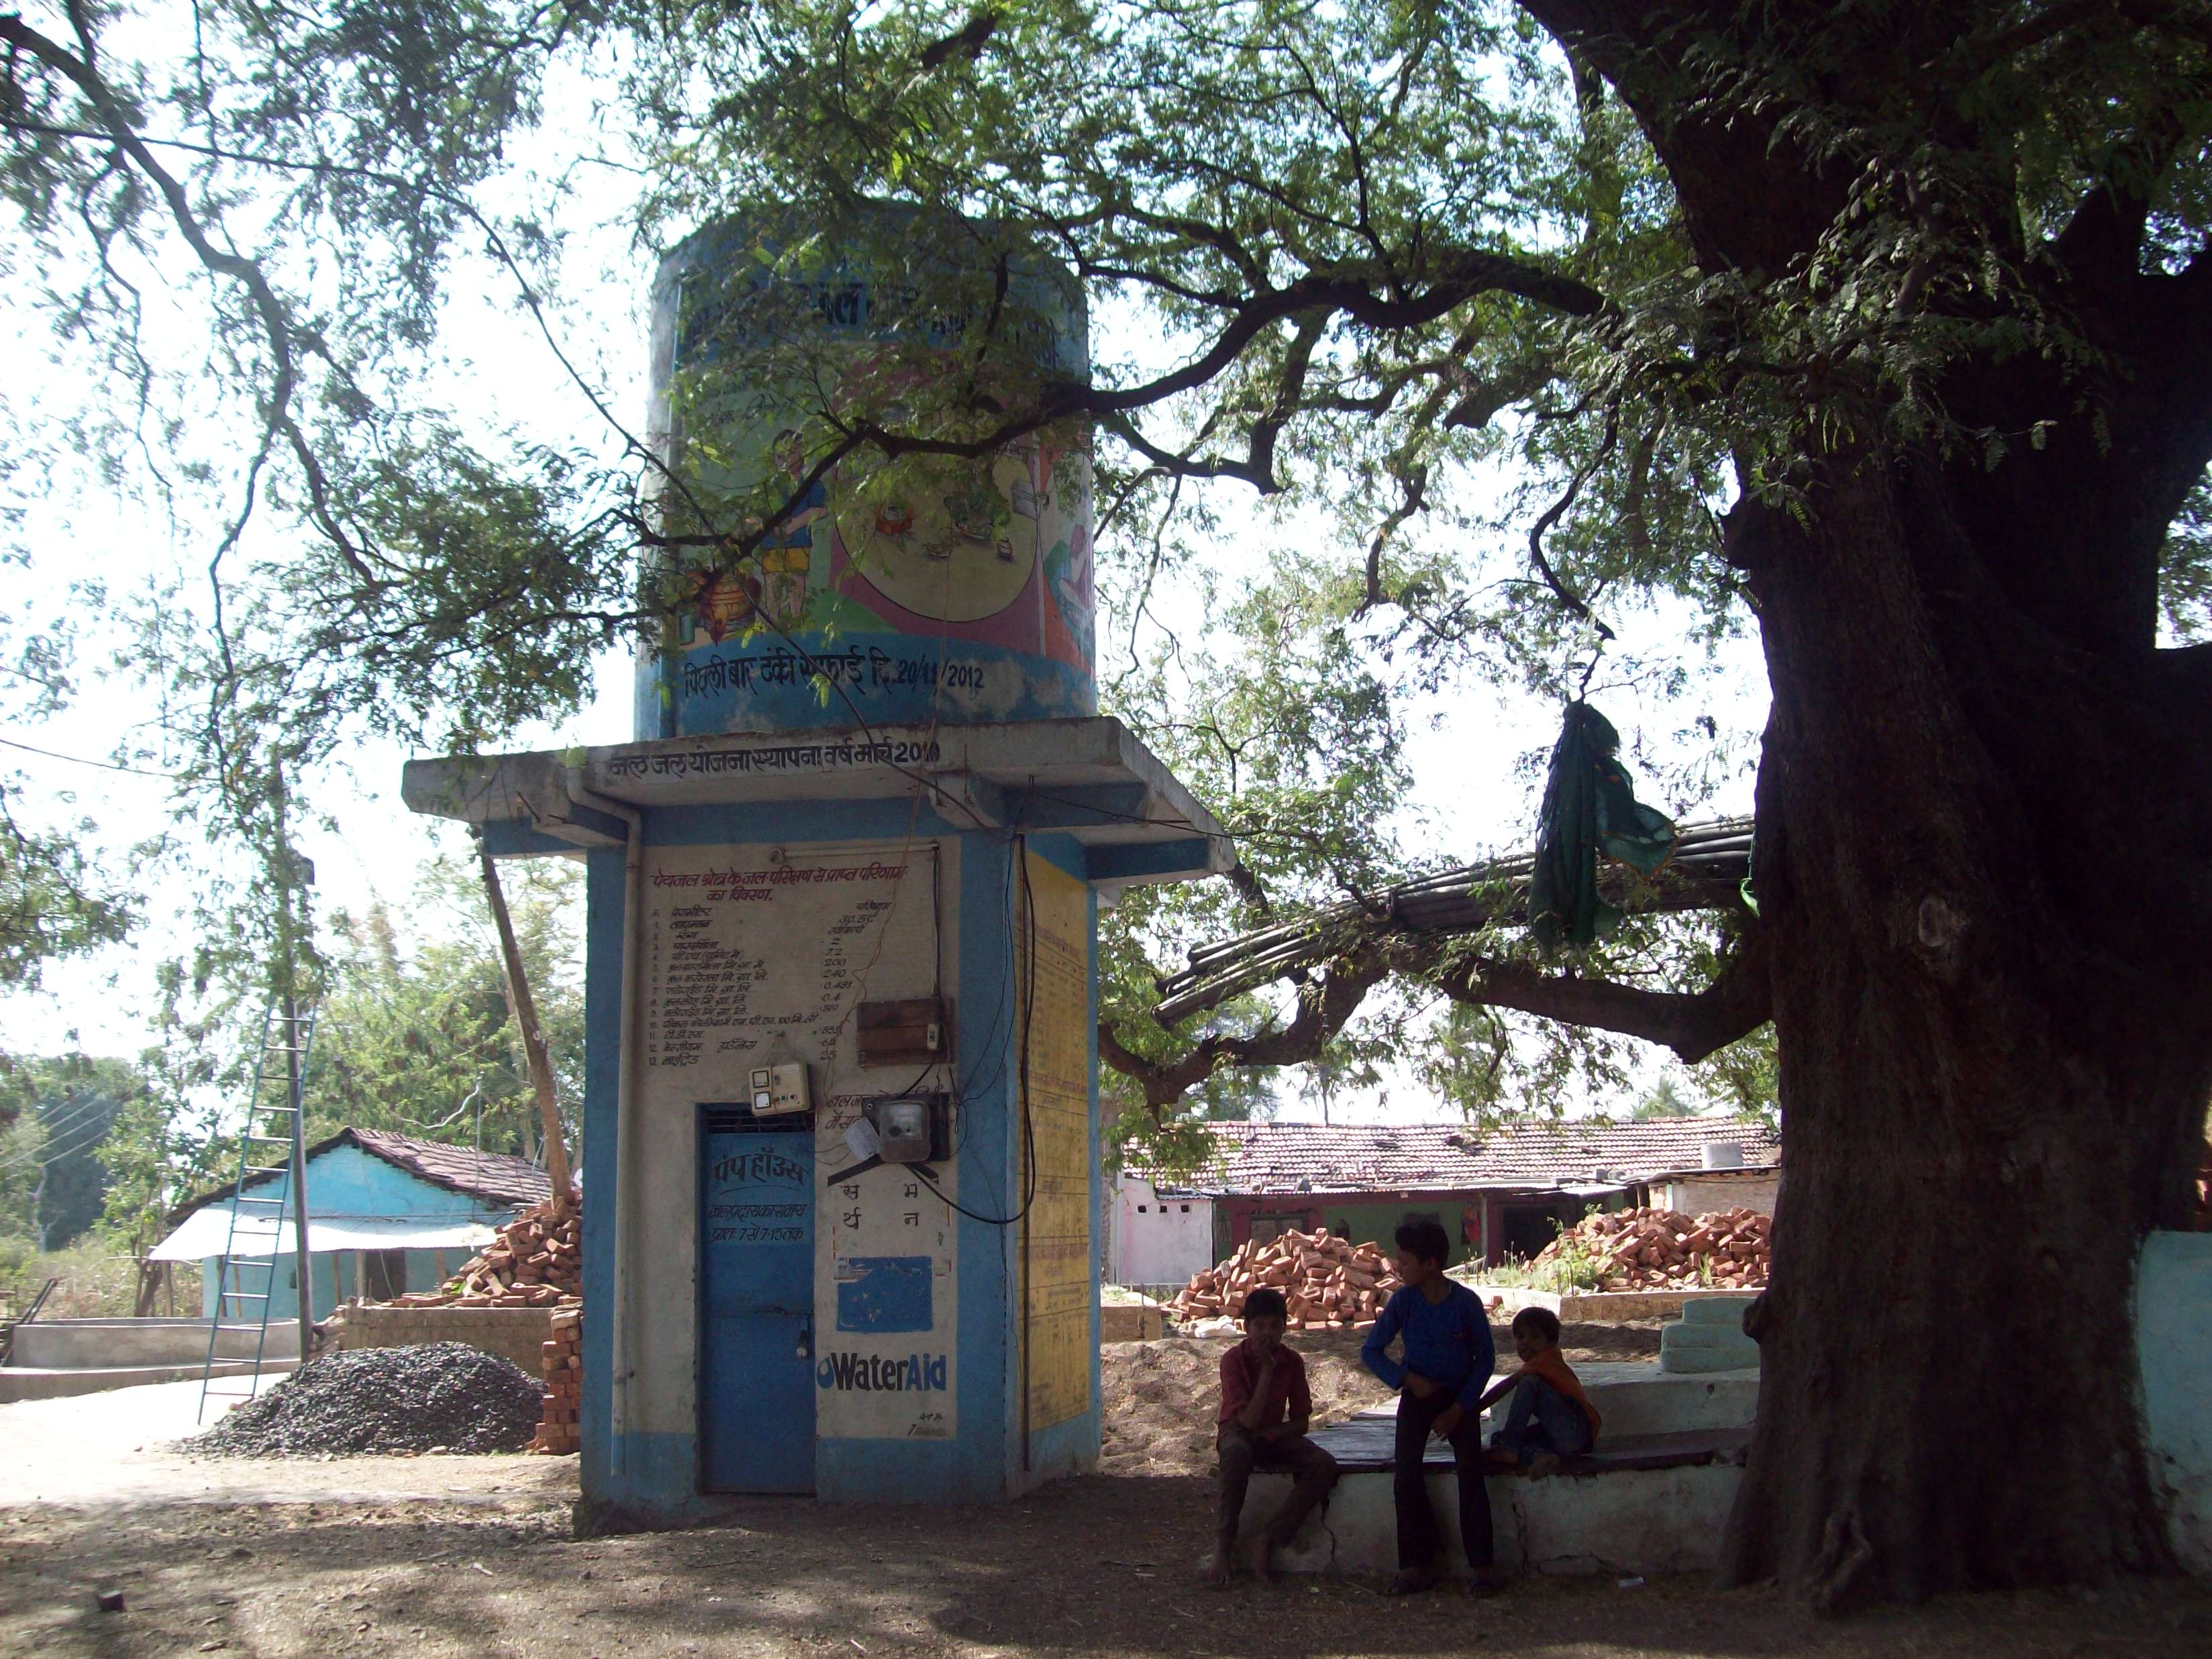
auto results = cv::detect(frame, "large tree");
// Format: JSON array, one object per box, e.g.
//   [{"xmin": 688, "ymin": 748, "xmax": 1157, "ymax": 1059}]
[{"xmin": 5, "ymin": 0, "xmax": 2211, "ymax": 1611}]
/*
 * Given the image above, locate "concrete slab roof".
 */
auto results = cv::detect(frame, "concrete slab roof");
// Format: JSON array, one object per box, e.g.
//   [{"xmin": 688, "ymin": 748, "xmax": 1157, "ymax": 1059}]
[{"xmin": 401, "ymin": 715, "xmax": 1232, "ymax": 891}]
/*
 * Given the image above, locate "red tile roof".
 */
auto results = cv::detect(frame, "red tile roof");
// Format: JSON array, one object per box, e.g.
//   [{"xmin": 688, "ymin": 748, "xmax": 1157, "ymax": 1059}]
[
  {"xmin": 172, "ymin": 1126, "xmax": 552, "ymax": 1221},
  {"xmin": 343, "ymin": 1127, "xmax": 554, "ymax": 1209},
  {"xmin": 1127, "ymin": 1118, "xmax": 1778, "ymax": 1197}
]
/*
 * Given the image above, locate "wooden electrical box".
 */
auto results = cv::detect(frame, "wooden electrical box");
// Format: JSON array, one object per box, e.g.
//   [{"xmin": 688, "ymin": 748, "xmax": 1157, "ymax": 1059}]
[{"xmin": 856, "ymin": 998, "xmax": 952, "ymax": 1067}]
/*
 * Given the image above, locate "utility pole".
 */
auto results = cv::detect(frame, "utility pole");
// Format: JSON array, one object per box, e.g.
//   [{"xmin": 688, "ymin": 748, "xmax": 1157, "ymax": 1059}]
[
  {"xmin": 478, "ymin": 838, "xmax": 572, "ymax": 1203},
  {"xmin": 271, "ymin": 752, "xmax": 315, "ymax": 1364}
]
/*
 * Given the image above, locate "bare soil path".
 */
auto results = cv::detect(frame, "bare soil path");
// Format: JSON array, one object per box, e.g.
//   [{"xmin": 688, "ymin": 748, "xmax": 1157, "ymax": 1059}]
[{"xmin": 6, "ymin": 1375, "xmax": 2208, "ymax": 1659}]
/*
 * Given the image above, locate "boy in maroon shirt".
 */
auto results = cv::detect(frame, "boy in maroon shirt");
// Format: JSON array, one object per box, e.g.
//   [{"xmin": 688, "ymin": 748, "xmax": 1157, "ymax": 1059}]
[{"xmin": 1205, "ymin": 1287, "xmax": 1342, "ymax": 1586}]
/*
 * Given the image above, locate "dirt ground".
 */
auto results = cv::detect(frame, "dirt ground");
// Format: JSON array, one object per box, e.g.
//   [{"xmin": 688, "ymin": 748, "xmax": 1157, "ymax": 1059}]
[
  {"xmin": 1102, "ymin": 1323, "xmax": 1662, "ymax": 1476},
  {"xmin": 7, "ymin": 1360, "xmax": 2210, "ymax": 1659}
]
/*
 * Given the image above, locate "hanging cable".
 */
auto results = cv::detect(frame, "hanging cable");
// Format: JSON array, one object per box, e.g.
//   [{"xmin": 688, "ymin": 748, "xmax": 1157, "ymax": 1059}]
[{"xmin": 911, "ymin": 836, "xmax": 1040, "ymax": 1227}]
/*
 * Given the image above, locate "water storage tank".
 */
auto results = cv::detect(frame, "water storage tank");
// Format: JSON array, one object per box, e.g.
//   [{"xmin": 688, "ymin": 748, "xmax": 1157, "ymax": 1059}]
[
  {"xmin": 637, "ymin": 210, "xmax": 1095, "ymax": 740},
  {"xmin": 1701, "ymin": 1140, "xmax": 1745, "ymax": 1171}
]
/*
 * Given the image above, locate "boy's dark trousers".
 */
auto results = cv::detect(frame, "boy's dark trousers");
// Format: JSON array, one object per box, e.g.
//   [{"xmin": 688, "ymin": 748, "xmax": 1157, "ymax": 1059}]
[
  {"xmin": 1490, "ymin": 1373, "xmax": 1594, "ymax": 1461},
  {"xmin": 1215, "ymin": 1426, "xmax": 1341, "ymax": 1554},
  {"xmin": 1393, "ymin": 1388, "xmax": 1493, "ymax": 1572}
]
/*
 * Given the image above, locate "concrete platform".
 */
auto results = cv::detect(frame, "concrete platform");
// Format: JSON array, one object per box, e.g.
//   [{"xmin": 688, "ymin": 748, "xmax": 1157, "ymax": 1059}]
[
  {"xmin": 0, "ymin": 1357, "xmax": 297, "ymax": 1403},
  {"xmin": 1228, "ymin": 1360, "xmax": 1760, "ymax": 1578},
  {"xmin": 8, "ymin": 1316, "xmax": 301, "ymax": 1368},
  {"xmin": 1361, "ymin": 1362, "xmax": 1759, "ymax": 1440},
  {"xmin": 1233, "ymin": 1408, "xmax": 1747, "ymax": 1578},
  {"xmin": 1480, "ymin": 1285, "xmax": 1760, "ymax": 1322}
]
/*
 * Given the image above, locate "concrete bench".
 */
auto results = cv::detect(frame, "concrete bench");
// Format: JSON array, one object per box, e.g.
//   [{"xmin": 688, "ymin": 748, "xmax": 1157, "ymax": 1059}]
[
  {"xmin": 1309, "ymin": 1411, "xmax": 1748, "ymax": 1476},
  {"xmin": 1229, "ymin": 1366, "xmax": 1757, "ymax": 1578}
]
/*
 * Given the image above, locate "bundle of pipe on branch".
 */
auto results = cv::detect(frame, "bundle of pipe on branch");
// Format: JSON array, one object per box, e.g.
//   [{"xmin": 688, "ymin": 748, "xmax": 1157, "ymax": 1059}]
[
  {"xmin": 1536, "ymin": 1205, "xmax": 1771, "ymax": 1289},
  {"xmin": 386, "ymin": 1193, "xmax": 583, "ymax": 1309},
  {"xmin": 1167, "ymin": 1229, "xmax": 1404, "ymax": 1329}
]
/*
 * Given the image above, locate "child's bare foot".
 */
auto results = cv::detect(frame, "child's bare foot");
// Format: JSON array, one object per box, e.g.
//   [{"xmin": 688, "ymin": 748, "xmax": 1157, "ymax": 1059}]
[
  {"xmin": 1467, "ymin": 1570, "xmax": 1507, "ymax": 1599},
  {"xmin": 1525, "ymin": 1451, "xmax": 1563, "ymax": 1478},
  {"xmin": 1246, "ymin": 1534, "xmax": 1278, "ymax": 1583},
  {"xmin": 1385, "ymin": 1566, "xmax": 1440, "ymax": 1595},
  {"xmin": 1202, "ymin": 1547, "xmax": 1234, "ymax": 1588}
]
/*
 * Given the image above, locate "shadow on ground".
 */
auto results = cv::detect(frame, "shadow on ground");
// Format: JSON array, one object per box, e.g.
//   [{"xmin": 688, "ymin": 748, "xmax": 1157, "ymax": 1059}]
[{"xmin": 5, "ymin": 1474, "xmax": 2208, "ymax": 1659}]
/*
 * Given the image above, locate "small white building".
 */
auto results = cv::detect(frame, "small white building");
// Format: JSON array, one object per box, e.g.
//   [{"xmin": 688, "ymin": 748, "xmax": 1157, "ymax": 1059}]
[
  {"xmin": 1650, "ymin": 1138, "xmax": 1781, "ymax": 1217},
  {"xmin": 1107, "ymin": 1173, "xmax": 1217, "ymax": 1290}
]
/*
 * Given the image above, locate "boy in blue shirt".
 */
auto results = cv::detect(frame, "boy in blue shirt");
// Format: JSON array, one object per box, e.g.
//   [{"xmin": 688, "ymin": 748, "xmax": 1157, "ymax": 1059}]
[{"xmin": 1361, "ymin": 1218, "xmax": 1499, "ymax": 1596}]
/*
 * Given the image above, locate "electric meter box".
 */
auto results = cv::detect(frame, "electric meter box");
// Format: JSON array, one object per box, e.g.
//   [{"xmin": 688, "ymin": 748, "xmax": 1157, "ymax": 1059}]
[
  {"xmin": 871, "ymin": 1093, "xmax": 949, "ymax": 1163},
  {"xmin": 749, "ymin": 1062, "xmax": 811, "ymax": 1117}
]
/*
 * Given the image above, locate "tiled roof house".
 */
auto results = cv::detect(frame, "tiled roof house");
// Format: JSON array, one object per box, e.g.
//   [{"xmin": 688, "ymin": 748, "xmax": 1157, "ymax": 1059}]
[
  {"xmin": 1133, "ymin": 1117, "xmax": 1778, "ymax": 1197},
  {"xmin": 1111, "ymin": 1117, "xmax": 1780, "ymax": 1279}
]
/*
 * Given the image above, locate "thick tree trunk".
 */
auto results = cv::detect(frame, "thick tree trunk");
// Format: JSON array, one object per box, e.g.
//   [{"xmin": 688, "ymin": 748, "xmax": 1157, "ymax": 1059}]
[{"xmin": 1719, "ymin": 454, "xmax": 2212, "ymax": 1609}]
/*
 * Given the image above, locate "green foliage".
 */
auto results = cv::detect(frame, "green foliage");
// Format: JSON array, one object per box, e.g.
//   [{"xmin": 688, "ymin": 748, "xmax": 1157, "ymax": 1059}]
[
  {"xmin": 309, "ymin": 852, "xmax": 585, "ymax": 1161},
  {"xmin": 0, "ymin": 1233, "xmax": 199, "ymax": 1321},
  {"xmin": 0, "ymin": 1054, "xmax": 148, "ymax": 1248},
  {"xmin": 5, "ymin": 0, "xmax": 2205, "ymax": 1166},
  {"xmin": 1452, "ymin": 1222, "xmax": 1609, "ymax": 1293},
  {"xmin": 1688, "ymin": 1023, "xmax": 1781, "ymax": 1131},
  {"xmin": 1633, "ymin": 1076, "xmax": 1694, "ymax": 1121},
  {"xmin": 0, "ymin": 1111, "xmax": 42, "ymax": 1244}
]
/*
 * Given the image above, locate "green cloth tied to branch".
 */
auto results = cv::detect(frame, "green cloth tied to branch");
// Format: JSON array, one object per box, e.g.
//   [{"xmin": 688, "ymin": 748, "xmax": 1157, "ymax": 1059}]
[{"xmin": 1529, "ymin": 701, "xmax": 1678, "ymax": 950}]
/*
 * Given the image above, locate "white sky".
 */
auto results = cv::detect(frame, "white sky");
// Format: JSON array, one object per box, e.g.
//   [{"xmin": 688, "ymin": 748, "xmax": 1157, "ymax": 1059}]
[{"xmin": 0, "ymin": 53, "xmax": 1769, "ymax": 1125}]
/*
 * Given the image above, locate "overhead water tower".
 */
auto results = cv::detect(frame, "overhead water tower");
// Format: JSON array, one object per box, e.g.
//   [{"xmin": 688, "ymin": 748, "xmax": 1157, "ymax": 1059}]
[
  {"xmin": 403, "ymin": 206, "xmax": 1227, "ymax": 1523},
  {"xmin": 638, "ymin": 212, "xmax": 1097, "ymax": 738}
]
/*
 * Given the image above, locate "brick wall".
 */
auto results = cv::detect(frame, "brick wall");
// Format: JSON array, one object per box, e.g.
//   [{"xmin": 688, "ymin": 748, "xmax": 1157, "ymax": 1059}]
[{"xmin": 331, "ymin": 1303, "xmax": 555, "ymax": 1374}]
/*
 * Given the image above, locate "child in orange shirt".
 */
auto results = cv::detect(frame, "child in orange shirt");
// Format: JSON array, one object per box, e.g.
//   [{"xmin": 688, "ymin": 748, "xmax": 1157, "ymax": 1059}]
[{"xmin": 1476, "ymin": 1306, "xmax": 1601, "ymax": 1477}]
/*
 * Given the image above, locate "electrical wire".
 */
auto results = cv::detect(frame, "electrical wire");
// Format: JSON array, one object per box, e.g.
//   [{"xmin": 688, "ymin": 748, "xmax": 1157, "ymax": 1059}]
[
  {"xmin": 0, "ymin": 1091, "xmax": 123, "ymax": 1162},
  {"xmin": 11, "ymin": 1088, "xmax": 123, "ymax": 1147},
  {"xmin": 0, "ymin": 733, "xmax": 178, "ymax": 779},
  {"xmin": 911, "ymin": 835, "xmax": 1040, "ymax": 1227},
  {"xmin": 0, "ymin": 1115, "xmax": 118, "ymax": 1174}
]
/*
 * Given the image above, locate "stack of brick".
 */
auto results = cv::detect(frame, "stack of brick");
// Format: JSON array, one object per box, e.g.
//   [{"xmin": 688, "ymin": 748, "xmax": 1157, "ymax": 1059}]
[
  {"xmin": 389, "ymin": 1193, "xmax": 582, "ymax": 1309},
  {"xmin": 1167, "ymin": 1229, "xmax": 1404, "ymax": 1328},
  {"xmin": 1536, "ymin": 1205, "xmax": 1772, "ymax": 1289},
  {"xmin": 532, "ymin": 1307, "xmax": 582, "ymax": 1454}
]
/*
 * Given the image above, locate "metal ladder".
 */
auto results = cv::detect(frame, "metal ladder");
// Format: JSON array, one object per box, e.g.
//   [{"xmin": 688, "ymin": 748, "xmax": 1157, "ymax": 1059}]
[{"xmin": 197, "ymin": 1002, "xmax": 317, "ymax": 1423}]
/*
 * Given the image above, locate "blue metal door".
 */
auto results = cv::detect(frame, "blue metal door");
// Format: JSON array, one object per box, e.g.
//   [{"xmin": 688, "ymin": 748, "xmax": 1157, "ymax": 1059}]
[{"xmin": 700, "ymin": 1121, "xmax": 815, "ymax": 1493}]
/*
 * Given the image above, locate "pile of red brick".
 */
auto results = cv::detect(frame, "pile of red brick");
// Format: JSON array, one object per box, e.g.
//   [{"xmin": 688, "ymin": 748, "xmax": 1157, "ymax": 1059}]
[
  {"xmin": 1167, "ymin": 1229, "xmax": 1403, "ymax": 1328},
  {"xmin": 532, "ymin": 1307, "xmax": 583, "ymax": 1455},
  {"xmin": 387, "ymin": 1195, "xmax": 581, "ymax": 1309},
  {"xmin": 1537, "ymin": 1205, "xmax": 1772, "ymax": 1289}
]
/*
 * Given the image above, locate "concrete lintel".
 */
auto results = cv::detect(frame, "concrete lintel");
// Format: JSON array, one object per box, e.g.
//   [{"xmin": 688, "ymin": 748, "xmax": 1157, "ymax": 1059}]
[
  {"xmin": 400, "ymin": 750, "xmax": 623, "ymax": 847},
  {"xmin": 403, "ymin": 717, "xmax": 1233, "ymax": 879},
  {"xmin": 1088, "ymin": 836, "xmax": 1215, "ymax": 890},
  {"xmin": 1005, "ymin": 781, "xmax": 1150, "ymax": 831}
]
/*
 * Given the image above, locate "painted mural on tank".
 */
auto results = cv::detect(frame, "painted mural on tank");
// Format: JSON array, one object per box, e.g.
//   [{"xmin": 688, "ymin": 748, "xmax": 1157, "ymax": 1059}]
[{"xmin": 640, "ymin": 212, "xmax": 1095, "ymax": 739}]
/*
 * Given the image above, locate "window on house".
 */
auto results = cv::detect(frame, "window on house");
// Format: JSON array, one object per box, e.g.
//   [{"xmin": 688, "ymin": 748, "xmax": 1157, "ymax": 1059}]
[
  {"xmin": 1137, "ymin": 1205, "xmax": 1148, "ymax": 1213},
  {"xmin": 1180, "ymin": 1204, "xmax": 1191, "ymax": 1213}
]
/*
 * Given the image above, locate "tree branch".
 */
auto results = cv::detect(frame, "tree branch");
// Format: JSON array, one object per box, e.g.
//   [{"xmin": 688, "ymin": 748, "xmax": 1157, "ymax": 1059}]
[
  {"xmin": 1100, "ymin": 953, "xmax": 1392, "ymax": 1115},
  {"xmin": 1425, "ymin": 925, "xmax": 1773, "ymax": 1065},
  {"xmin": 1101, "ymin": 919, "xmax": 1772, "ymax": 1113},
  {"xmin": 1527, "ymin": 409, "xmax": 1619, "ymax": 639},
  {"xmin": 0, "ymin": 17, "xmax": 373, "ymax": 584}
]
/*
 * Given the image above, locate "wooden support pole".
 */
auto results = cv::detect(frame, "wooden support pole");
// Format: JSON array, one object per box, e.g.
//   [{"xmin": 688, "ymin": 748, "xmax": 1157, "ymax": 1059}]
[{"xmin": 478, "ymin": 842, "xmax": 573, "ymax": 1203}]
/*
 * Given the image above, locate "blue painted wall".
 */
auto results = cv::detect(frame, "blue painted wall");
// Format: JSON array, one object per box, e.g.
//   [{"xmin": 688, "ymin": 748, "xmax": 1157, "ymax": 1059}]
[
  {"xmin": 198, "ymin": 1144, "xmax": 518, "ymax": 1323},
  {"xmin": 580, "ymin": 844, "xmax": 627, "ymax": 1507},
  {"xmin": 579, "ymin": 799, "xmax": 1105, "ymax": 1521},
  {"xmin": 2136, "ymin": 1230, "xmax": 2212, "ymax": 1580}
]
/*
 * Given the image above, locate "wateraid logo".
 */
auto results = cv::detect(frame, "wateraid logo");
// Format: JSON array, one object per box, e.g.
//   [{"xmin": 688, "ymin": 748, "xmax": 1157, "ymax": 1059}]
[{"xmin": 815, "ymin": 1352, "xmax": 949, "ymax": 1393}]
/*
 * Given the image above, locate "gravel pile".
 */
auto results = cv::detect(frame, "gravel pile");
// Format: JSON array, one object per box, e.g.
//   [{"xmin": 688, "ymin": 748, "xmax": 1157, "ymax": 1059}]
[{"xmin": 187, "ymin": 1343, "xmax": 543, "ymax": 1458}]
